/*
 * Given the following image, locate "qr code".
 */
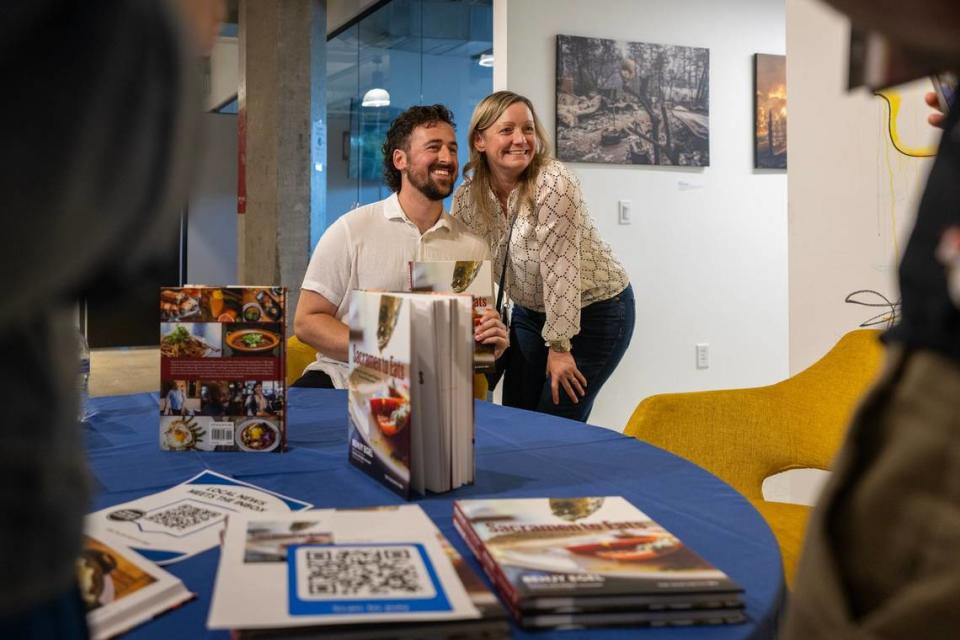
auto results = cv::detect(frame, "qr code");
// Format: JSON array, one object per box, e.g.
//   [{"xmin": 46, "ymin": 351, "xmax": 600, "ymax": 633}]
[
  {"xmin": 295, "ymin": 545, "xmax": 435, "ymax": 601},
  {"xmin": 143, "ymin": 503, "xmax": 223, "ymax": 534}
]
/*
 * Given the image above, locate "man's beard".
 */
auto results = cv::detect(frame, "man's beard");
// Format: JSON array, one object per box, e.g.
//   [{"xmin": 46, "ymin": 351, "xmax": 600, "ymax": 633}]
[{"xmin": 405, "ymin": 163, "xmax": 457, "ymax": 201}]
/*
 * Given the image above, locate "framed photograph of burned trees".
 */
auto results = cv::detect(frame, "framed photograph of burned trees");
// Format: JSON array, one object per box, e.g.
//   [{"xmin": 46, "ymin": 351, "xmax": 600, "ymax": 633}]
[
  {"xmin": 556, "ymin": 34, "xmax": 710, "ymax": 167},
  {"xmin": 754, "ymin": 53, "xmax": 787, "ymax": 169}
]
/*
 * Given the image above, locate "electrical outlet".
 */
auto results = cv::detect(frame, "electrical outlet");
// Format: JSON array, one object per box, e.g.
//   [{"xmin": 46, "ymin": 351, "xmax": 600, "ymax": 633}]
[
  {"xmin": 618, "ymin": 200, "xmax": 632, "ymax": 225},
  {"xmin": 696, "ymin": 343, "xmax": 709, "ymax": 369}
]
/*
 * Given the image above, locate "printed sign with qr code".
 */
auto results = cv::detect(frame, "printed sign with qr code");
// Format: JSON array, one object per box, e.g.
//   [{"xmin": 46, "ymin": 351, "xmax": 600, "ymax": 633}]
[
  {"xmin": 137, "ymin": 500, "xmax": 227, "ymax": 538},
  {"xmin": 287, "ymin": 544, "xmax": 452, "ymax": 616}
]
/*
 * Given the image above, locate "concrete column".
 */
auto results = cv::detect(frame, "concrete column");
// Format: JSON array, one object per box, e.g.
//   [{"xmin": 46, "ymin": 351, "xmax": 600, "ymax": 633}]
[{"xmin": 238, "ymin": 0, "xmax": 326, "ymax": 325}]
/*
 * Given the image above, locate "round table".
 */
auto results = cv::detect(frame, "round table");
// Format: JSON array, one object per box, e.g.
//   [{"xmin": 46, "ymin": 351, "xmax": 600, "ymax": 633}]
[{"xmin": 85, "ymin": 388, "xmax": 785, "ymax": 639}]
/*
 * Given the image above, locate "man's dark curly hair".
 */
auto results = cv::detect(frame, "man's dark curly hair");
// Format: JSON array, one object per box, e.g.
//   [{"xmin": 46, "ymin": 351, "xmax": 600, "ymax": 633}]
[{"xmin": 381, "ymin": 104, "xmax": 455, "ymax": 193}]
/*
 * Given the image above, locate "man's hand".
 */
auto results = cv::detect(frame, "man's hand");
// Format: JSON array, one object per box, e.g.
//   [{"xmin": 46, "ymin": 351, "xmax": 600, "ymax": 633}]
[
  {"xmin": 546, "ymin": 350, "xmax": 587, "ymax": 405},
  {"xmin": 925, "ymin": 90, "xmax": 947, "ymax": 128},
  {"xmin": 475, "ymin": 308, "xmax": 509, "ymax": 359}
]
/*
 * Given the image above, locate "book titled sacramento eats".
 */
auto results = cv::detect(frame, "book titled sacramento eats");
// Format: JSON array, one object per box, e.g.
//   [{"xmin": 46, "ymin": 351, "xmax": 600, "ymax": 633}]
[
  {"xmin": 410, "ymin": 260, "xmax": 495, "ymax": 372},
  {"xmin": 453, "ymin": 497, "xmax": 746, "ymax": 629},
  {"xmin": 347, "ymin": 290, "xmax": 475, "ymax": 498}
]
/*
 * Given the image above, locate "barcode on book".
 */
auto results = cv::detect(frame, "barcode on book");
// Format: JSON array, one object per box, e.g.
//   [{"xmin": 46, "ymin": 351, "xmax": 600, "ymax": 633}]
[
  {"xmin": 210, "ymin": 421, "xmax": 235, "ymax": 445},
  {"xmin": 294, "ymin": 545, "xmax": 436, "ymax": 601},
  {"xmin": 142, "ymin": 502, "xmax": 225, "ymax": 536}
]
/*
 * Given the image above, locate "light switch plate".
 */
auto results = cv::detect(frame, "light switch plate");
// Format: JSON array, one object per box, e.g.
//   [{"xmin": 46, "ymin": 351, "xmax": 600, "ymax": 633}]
[{"xmin": 696, "ymin": 343, "xmax": 709, "ymax": 369}]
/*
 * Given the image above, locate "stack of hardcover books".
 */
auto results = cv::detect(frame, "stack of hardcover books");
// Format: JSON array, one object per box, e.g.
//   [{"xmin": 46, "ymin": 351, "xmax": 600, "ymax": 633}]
[
  {"xmin": 453, "ymin": 496, "xmax": 746, "ymax": 630},
  {"xmin": 347, "ymin": 290, "xmax": 475, "ymax": 498}
]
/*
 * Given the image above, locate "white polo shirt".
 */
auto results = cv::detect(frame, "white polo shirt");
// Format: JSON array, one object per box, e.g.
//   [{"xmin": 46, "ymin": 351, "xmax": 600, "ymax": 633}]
[{"xmin": 300, "ymin": 192, "xmax": 490, "ymax": 386}]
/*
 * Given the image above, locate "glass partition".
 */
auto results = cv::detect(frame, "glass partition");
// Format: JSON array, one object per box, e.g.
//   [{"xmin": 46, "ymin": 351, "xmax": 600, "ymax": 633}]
[{"xmin": 324, "ymin": 0, "xmax": 492, "ymax": 236}]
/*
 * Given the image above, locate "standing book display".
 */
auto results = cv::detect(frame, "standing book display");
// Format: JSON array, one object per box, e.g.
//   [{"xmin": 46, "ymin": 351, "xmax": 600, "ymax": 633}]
[
  {"xmin": 159, "ymin": 286, "xmax": 286, "ymax": 453},
  {"xmin": 453, "ymin": 496, "xmax": 746, "ymax": 629},
  {"xmin": 347, "ymin": 290, "xmax": 475, "ymax": 498}
]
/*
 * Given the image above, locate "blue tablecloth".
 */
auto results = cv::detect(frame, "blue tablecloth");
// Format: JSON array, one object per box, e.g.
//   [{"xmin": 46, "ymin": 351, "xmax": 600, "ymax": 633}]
[{"xmin": 85, "ymin": 389, "xmax": 785, "ymax": 639}]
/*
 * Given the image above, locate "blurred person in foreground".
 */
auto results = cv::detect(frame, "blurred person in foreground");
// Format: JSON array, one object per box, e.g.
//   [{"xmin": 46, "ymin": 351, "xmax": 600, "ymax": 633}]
[
  {"xmin": 0, "ymin": 0, "xmax": 221, "ymax": 636},
  {"xmin": 782, "ymin": 1, "xmax": 960, "ymax": 638}
]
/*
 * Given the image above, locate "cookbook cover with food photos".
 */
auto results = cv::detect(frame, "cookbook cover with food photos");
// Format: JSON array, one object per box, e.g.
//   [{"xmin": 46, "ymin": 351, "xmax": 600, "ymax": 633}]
[
  {"xmin": 159, "ymin": 286, "xmax": 286, "ymax": 453},
  {"xmin": 453, "ymin": 497, "xmax": 744, "ymax": 610},
  {"xmin": 410, "ymin": 260, "xmax": 495, "ymax": 372},
  {"xmin": 347, "ymin": 291, "xmax": 413, "ymax": 498}
]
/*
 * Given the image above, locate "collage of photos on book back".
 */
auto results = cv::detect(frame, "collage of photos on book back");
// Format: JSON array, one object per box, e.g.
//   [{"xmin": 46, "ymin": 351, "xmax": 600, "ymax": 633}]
[{"xmin": 160, "ymin": 286, "xmax": 287, "ymax": 453}]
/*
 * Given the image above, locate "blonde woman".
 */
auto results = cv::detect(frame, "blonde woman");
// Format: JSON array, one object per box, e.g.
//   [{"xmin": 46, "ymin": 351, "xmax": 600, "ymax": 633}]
[{"xmin": 451, "ymin": 91, "xmax": 634, "ymax": 422}]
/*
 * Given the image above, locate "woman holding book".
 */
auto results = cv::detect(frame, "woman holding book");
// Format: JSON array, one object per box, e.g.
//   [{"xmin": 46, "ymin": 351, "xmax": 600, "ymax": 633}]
[{"xmin": 451, "ymin": 91, "xmax": 634, "ymax": 422}]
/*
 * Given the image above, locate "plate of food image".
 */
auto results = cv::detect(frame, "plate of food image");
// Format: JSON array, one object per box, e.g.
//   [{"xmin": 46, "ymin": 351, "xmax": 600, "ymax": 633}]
[
  {"xmin": 241, "ymin": 303, "xmax": 263, "ymax": 322},
  {"xmin": 161, "ymin": 417, "xmax": 205, "ymax": 451},
  {"xmin": 495, "ymin": 529, "xmax": 726, "ymax": 580},
  {"xmin": 225, "ymin": 328, "xmax": 280, "ymax": 353},
  {"xmin": 236, "ymin": 418, "xmax": 280, "ymax": 452},
  {"xmin": 347, "ymin": 373, "xmax": 411, "ymax": 476},
  {"xmin": 369, "ymin": 395, "xmax": 411, "ymax": 437},
  {"xmin": 160, "ymin": 289, "xmax": 201, "ymax": 322},
  {"xmin": 160, "ymin": 325, "xmax": 220, "ymax": 358}
]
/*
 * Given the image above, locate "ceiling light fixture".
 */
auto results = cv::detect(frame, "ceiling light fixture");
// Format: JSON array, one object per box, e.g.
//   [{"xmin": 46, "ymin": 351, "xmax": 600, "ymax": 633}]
[
  {"xmin": 361, "ymin": 87, "xmax": 390, "ymax": 107},
  {"xmin": 478, "ymin": 53, "xmax": 494, "ymax": 68}
]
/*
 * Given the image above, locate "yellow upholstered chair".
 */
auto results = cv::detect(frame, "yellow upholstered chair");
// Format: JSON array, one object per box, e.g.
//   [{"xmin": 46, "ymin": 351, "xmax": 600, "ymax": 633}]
[
  {"xmin": 286, "ymin": 335, "xmax": 318, "ymax": 387},
  {"xmin": 285, "ymin": 335, "xmax": 489, "ymax": 400},
  {"xmin": 623, "ymin": 329, "xmax": 884, "ymax": 586}
]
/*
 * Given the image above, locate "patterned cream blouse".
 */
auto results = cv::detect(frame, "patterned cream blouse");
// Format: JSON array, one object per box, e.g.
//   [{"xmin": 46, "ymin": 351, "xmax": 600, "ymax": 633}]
[{"xmin": 451, "ymin": 159, "xmax": 629, "ymax": 349}]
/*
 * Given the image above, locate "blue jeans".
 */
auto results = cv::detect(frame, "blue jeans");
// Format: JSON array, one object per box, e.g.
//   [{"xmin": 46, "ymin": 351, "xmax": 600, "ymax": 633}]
[{"xmin": 503, "ymin": 284, "xmax": 635, "ymax": 422}]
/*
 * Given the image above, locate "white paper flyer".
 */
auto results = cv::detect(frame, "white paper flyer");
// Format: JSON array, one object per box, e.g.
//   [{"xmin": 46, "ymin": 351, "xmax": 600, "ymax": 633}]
[
  {"xmin": 207, "ymin": 505, "xmax": 480, "ymax": 630},
  {"xmin": 86, "ymin": 470, "xmax": 312, "ymax": 565}
]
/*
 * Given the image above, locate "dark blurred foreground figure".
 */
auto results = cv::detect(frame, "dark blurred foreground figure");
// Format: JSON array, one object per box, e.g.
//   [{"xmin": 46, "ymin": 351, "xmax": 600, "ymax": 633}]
[
  {"xmin": 783, "ymin": 1, "xmax": 960, "ymax": 638},
  {"xmin": 0, "ymin": 0, "xmax": 220, "ymax": 636}
]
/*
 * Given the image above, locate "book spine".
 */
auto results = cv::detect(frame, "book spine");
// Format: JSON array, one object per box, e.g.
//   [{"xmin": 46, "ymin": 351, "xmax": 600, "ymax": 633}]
[
  {"xmin": 452, "ymin": 510, "xmax": 521, "ymax": 611},
  {"xmin": 280, "ymin": 288, "xmax": 287, "ymax": 453}
]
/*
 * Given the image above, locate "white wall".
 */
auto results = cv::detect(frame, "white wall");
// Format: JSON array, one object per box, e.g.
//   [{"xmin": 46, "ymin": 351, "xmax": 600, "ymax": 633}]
[
  {"xmin": 786, "ymin": 0, "xmax": 936, "ymax": 373},
  {"xmin": 497, "ymin": 0, "xmax": 789, "ymax": 430}
]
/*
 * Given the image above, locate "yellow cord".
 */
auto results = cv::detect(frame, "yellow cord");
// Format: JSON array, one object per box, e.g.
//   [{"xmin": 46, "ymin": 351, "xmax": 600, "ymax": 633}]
[
  {"xmin": 874, "ymin": 90, "xmax": 937, "ymax": 158},
  {"xmin": 881, "ymin": 112, "xmax": 901, "ymax": 258}
]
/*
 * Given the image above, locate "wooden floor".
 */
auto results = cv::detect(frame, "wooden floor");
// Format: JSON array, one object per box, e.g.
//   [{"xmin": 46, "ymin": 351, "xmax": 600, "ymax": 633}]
[{"xmin": 90, "ymin": 347, "xmax": 159, "ymax": 397}]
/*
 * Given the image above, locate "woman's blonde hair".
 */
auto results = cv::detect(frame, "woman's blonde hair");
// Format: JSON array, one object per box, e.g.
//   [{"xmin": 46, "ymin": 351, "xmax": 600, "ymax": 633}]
[{"xmin": 463, "ymin": 91, "xmax": 552, "ymax": 224}]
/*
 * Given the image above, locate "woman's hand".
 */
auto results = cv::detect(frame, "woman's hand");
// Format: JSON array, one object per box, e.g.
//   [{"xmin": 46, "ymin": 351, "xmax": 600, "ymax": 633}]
[
  {"xmin": 475, "ymin": 308, "xmax": 509, "ymax": 359},
  {"xmin": 546, "ymin": 350, "xmax": 587, "ymax": 404}
]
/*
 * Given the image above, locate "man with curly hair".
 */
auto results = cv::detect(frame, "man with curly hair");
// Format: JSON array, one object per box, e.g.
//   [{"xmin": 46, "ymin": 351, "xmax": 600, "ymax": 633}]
[{"xmin": 293, "ymin": 105, "xmax": 507, "ymax": 388}]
